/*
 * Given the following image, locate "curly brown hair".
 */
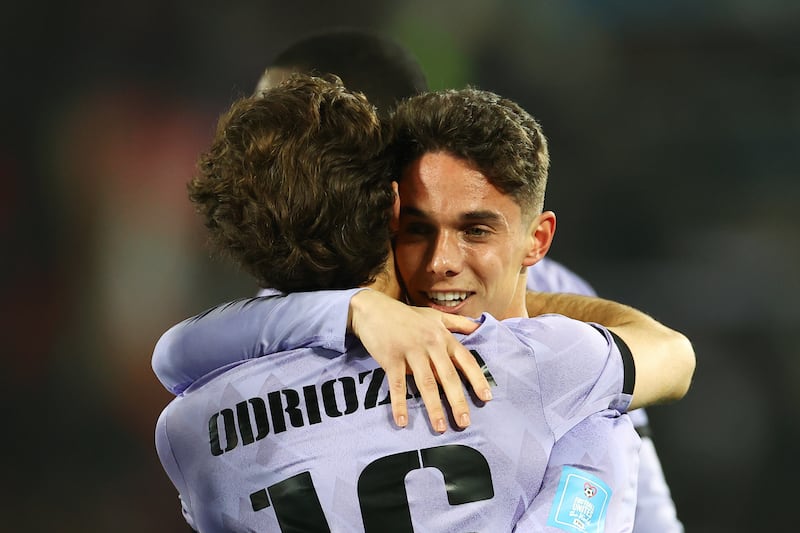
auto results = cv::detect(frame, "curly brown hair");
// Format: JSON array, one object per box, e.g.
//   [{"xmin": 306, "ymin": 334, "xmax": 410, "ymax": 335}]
[
  {"xmin": 189, "ymin": 74, "xmax": 395, "ymax": 292},
  {"xmin": 388, "ymin": 87, "xmax": 550, "ymax": 217}
]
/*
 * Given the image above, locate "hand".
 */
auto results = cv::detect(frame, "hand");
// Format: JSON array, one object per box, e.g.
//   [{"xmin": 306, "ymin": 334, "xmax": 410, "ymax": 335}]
[{"xmin": 348, "ymin": 290, "xmax": 493, "ymax": 433}]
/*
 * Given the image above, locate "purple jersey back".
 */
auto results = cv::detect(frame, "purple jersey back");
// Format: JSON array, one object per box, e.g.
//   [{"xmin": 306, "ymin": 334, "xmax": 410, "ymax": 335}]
[{"xmin": 156, "ymin": 313, "xmax": 633, "ymax": 532}]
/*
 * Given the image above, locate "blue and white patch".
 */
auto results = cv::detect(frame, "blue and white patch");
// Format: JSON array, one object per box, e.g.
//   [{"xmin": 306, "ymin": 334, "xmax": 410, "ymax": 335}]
[{"xmin": 547, "ymin": 466, "xmax": 611, "ymax": 533}]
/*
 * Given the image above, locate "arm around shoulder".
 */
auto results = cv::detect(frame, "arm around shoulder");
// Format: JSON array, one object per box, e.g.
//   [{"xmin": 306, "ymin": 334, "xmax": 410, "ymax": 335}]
[
  {"xmin": 526, "ymin": 291, "xmax": 695, "ymax": 410},
  {"xmin": 152, "ymin": 290, "xmax": 362, "ymax": 395},
  {"xmin": 609, "ymin": 313, "xmax": 694, "ymax": 410}
]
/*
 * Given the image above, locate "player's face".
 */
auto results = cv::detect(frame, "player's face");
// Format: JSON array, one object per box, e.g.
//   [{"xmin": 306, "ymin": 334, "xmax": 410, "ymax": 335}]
[{"xmin": 395, "ymin": 151, "xmax": 548, "ymax": 320}]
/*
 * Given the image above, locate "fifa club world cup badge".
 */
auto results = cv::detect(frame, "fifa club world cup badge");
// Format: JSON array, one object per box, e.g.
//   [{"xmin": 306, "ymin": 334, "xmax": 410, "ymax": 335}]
[{"xmin": 547, "ymin": 467, "xmax": 611, "ymax": 533}]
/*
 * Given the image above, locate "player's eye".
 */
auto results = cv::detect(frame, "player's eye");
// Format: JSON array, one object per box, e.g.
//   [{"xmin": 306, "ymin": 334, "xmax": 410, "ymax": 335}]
[{"xmin": 464, "ymin": 226, "xmax": 490, "ymax": 238}]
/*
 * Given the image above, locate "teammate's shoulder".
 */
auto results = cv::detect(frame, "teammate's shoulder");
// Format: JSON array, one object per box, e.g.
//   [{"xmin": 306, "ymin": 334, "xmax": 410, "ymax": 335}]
[
  {"xmin": 474, "ymin": 312, "xmax": 603, "ymax": 341},
  {"xmin": 527, "ymin": 257, "xmax": 597, "ymax": 296},
  {"xmin": 502, "ymin": 314, "xmax": 611, "ymax": 352},
  {"xmin": 503, "ymin": 312, "xmax": 587, "ymax": 333}
]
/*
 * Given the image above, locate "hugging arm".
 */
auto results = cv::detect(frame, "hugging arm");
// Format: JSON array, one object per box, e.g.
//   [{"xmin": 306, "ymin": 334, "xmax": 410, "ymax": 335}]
[
  {"xmin": 152, "ymin": 289, "xmax": 490, "ymax": 432},
  {"xmin": 526, "ymin": 291, "xmax": 695, "ymax": 410},
  {"xmin": 152, "ymin": 290, "xmax": 362, "ymax": 395}
]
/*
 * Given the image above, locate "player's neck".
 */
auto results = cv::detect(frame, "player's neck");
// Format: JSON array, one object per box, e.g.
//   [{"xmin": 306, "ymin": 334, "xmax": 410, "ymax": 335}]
[
  {"xmin": 366, "ymin": 270, "xmax": 402, "ymax": 300},
  {"xmin": 362, "ymin": 250, "xmax": 403, "ymax": 300},
  {"xmin": 499, "ymin": 273, "xmax": 530, "ymax": 320}
]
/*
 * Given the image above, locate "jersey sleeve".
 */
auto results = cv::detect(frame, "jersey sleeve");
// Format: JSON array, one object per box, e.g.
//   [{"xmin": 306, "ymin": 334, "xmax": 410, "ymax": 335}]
[
  {"xmin": 513, "ymin": 410, "xmax": 640, "ymax": 532},
  {"xmin": 508, "ymin": 314, "xmax": 634, "ymax": 441},
  {"xmin": 152, "ymin": 289, "xmax": 364, "ymax": 395}
]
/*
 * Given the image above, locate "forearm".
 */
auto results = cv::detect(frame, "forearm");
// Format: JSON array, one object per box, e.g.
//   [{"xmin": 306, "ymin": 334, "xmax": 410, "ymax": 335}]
[
  {"xmin": 527, "ymin": 291, "xmax": 696, "ymax": 409},
  {"xmin": 527, "ymin": 290, "xmax": 634, "ymax": 323},
  {"xmin": 152, "ymin": 290, "xmax": 362, "ymax": 394}
]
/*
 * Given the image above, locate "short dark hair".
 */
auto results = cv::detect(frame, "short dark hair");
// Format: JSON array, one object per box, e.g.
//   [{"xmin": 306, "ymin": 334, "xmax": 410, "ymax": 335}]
[
  {"xmin": 388, "ymin": 87, "xmax": 550, "ymax": 216},
  {"xmin": 190, "ymin": 74, "xmax": 395, "ymax": 292},
  {"xmin": 260, "ymin": 28, "xmax": 428, "ymax": 116}
]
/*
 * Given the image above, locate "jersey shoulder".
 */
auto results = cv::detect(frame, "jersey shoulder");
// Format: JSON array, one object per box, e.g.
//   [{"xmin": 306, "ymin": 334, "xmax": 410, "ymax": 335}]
[
  {"xmin": 527, "ymin": 257, "xmax": 597, "ymax": 296},
  {"xmin": 501, "ymin": 313, "xmax": 608, "ymax": 355}
]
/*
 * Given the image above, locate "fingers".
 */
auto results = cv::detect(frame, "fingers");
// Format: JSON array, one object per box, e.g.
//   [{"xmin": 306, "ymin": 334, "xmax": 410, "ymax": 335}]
[
  {"xmin": 347, "ymin": 292, "xmax": 490, "ymax": 433},
  {"xmin": 428, "ymin": 351, "xmax": 473, "ymax": 430},
  {"xmin": 385, "ymin": 354, "xmax": 456, "ymax": 433},
  {"xmin": 392, "ymin": 351, "xmax": 486, "ymax": 433},
  {"xmin": 439, "ymin": 312, "xmax": 479, "ymax": 334},
  {"xmin": 409, "ymin": 329, "xmax": 485, "ymax": 432},
  {"xmin": 384, "ymin": 365, "xmax": 410, "ymax": 428},
  {"xmin": 401, "ymin": 315, "xmax": 491, "ymax": 433},
  {"xmin": 449, "ymin": 341, "xmax": 493, "ymax": 403},
  {"xmin": 402, "ymin": 353, "xmax": 447, "ymax": 432}
]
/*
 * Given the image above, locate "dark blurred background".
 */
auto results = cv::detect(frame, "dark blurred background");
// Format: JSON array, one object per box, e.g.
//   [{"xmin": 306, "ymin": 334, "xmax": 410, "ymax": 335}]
[{"xmin": 2, "ymin": 1, "xmax": 798, "ymax": 531}]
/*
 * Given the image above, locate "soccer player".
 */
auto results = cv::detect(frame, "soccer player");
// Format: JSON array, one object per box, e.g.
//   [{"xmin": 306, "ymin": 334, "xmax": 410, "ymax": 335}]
[
  {"xmin": 153, "ymin": 75, "xmax": 694, "ymax": 531},
  {"xmin": 252, "ymin": 28, "xmax": 427, "ymax": 118},
  {"xmin": 251, "ymin": 29, "xmax": 495, "ymax": 429},
  {"xmin": 248, "ymin": 29, "xmax": 686, "ymax": 532}
]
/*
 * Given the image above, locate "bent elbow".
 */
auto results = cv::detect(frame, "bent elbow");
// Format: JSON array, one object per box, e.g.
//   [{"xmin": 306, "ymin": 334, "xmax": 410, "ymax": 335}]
[
  {"xmin": 668, "ymin": 332, "xmax": 696, "ymax": 402},
  {"xmin": 151, "ymin": 323, "xmax": 186, "ymax": 395}
]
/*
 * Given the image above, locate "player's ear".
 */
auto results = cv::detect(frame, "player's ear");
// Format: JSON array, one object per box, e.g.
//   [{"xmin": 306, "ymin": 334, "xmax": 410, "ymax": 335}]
[
  {"xmin": 522, "ymin": 210, "xmax": 556, "ymax": 268},
  {"xmin": 390, "ymin": 181, "xmax": 400, "ymax": 232}
]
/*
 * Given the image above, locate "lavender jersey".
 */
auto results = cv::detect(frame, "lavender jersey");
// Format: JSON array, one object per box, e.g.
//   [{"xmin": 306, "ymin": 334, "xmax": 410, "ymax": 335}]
[
  {"xmin": 528, "ymin": 257, "xmax": 683, "ymax": 532},
  {"xmin": 156, "ymin": 307, "xmax": 634, "ymax": 532}
]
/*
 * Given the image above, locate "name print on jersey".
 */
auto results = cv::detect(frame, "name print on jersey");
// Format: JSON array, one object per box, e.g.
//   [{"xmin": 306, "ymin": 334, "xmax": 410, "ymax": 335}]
[
  {"xmin": 208, "ymin": 350, "xmax": 496, "ymax": 457},
  {"xmin": 209, "ymin": 367, "xmax": 391, "ymax": 456}
]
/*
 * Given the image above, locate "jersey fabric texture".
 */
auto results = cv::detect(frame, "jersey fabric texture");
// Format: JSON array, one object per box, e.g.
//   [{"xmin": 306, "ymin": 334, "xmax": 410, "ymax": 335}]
[
  {"xmin": 527, "ymin": 257, "xmax": 683, "ymax": 532},
  {"xmin": 153, "ymin": 255, "xmax": 681, "ymax": 531},
  {"xmin": 156, "ymin": 309, "xmax": 634, "ymax": 532}
]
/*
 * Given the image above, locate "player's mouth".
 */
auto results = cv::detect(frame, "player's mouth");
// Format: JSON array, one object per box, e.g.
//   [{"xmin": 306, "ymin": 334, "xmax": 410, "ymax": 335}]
[{"xmin": 425, "ymin": 291, "xmax": 473, "ymax": 311}]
